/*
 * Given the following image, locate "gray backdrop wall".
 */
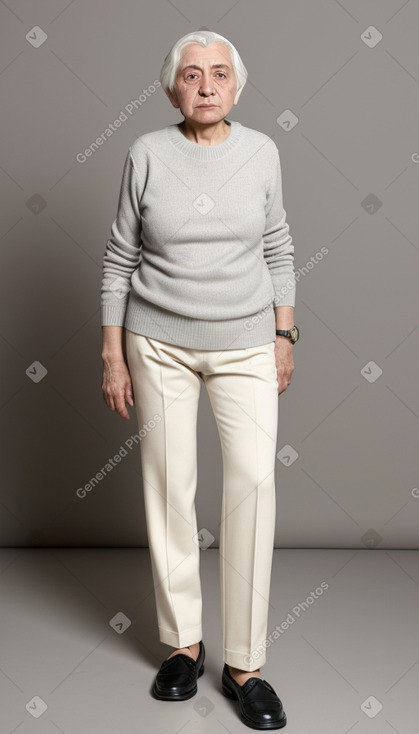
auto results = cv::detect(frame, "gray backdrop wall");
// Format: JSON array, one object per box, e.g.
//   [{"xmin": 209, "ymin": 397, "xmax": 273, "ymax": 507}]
[{"xmin": 1, "ymin": 0, "xmax": 418, "ymax": 548}]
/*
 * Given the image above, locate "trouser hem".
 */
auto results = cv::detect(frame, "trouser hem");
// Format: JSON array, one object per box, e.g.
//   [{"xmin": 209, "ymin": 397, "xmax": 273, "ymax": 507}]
[
  {"xmin": 224, "ymin": 647, "xmax": 266, "ymax": 671},
  {"xmin": 159, "ymin": 624, "xmax": 203, "ymax": 648}
]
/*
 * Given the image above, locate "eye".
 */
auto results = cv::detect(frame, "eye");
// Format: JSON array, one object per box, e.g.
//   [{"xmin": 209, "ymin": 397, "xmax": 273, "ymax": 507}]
[{"xmin": 185, "ymin": 71, "xmax": 227, "ymax": 80}]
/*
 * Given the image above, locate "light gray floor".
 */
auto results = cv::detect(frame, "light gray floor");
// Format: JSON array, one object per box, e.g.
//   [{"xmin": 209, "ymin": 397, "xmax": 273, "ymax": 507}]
[{"xmin": 0, "ymin": 548, "xmax": 417, "ymax": 733}]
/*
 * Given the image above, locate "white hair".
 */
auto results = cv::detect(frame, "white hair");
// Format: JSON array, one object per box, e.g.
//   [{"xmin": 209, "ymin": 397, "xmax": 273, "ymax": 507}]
[{"xmin": 160, "ymin": 30, "xmax": 248, "ymax": 103}]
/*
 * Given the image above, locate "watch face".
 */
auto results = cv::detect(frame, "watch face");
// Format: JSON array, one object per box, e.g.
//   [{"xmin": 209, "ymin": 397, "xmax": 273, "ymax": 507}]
[{"xmin": 290, "ymin": 326, "xmax": 299, "ymax": 343}]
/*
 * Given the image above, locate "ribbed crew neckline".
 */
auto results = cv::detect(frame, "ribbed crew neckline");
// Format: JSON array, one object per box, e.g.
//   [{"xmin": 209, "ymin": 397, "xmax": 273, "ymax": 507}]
[{"xmin": 166, "ymin": 119, "xmax": 243, "ymax": 160}]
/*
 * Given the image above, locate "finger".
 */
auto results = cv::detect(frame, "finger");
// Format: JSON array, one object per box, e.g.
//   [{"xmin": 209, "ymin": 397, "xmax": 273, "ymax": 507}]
[
  {"xmin": 114, "ymin": 392, "xmax": 131, "ymax": 420},
  {"xmin": 125, "ymin": 387, "xmax": 135, "ymax": 406},
  {"xmin": 106, "ymin": 391, "xmax": 118, "ymax": 412},
  {"xmin": 103, "ymin": 391, "xmax": 113, "ymax": 410}
]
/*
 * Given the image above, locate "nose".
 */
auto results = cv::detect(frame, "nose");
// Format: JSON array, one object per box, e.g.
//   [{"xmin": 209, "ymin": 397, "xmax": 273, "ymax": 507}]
[{"xmin": 199, "ymin": 72, "xmax": 214, "ymax": 96}]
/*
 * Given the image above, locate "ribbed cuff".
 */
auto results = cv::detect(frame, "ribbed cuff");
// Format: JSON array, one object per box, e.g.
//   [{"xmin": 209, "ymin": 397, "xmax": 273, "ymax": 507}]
[
  {"xmin": 101, "ymin": 304, "xmax": 127, "ymax": 326},
  {"xmin": 272, "ymin": 278, "xmax": 296, "ymax": 307}
]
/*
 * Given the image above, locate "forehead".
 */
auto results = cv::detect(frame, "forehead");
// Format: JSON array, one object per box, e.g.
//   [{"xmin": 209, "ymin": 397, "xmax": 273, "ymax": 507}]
[{"xmin": 179, "ymin": 42, "xmax": 232, "ymax": 68}]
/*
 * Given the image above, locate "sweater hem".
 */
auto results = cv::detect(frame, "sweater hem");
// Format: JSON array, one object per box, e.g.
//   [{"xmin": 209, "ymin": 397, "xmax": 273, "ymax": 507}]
[{"xmin": 123, "ymin": 295, "xmax": 276, "ymax": 350}]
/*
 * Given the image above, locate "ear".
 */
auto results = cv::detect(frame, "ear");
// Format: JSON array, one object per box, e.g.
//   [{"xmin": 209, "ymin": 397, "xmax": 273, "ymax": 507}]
[
  {"xmin": 233, "ymin": 87, "xmax": 243, "ymax": 105},
  {"xmin": 165, "ymin": 87, "xmax": 180, "ymax": 109}
]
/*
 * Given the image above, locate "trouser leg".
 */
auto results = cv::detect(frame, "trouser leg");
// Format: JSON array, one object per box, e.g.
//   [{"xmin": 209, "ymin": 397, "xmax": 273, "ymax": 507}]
[
  {"xmin": 125, "ymin": 331, "xmax": 203, "ymax": 648},
  {"xmin": 202, "ymin": 342, "xmax": 278, "ymax": 671}
]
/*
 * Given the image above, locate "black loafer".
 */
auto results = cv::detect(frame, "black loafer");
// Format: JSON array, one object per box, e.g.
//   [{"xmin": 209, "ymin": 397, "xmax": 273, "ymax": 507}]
[
  {"xmin": 221, "ymin": 663, "xmax": 287, "ymax": 729},
  {"xmin": 151, "ymin": 641, "xmax": 205, "ymax": 700}
]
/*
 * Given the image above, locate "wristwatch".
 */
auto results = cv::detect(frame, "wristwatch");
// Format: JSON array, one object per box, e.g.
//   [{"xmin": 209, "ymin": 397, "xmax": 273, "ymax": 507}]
[{"xmin": 275, "ymin": 325, "xmax": 300, "ymax": 343}]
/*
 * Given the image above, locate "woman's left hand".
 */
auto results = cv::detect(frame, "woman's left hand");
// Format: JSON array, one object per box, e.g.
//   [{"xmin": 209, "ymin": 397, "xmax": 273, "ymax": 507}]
[{"xmin": 274, "ymin": 337, "xmax": 295, "ymax": 395}]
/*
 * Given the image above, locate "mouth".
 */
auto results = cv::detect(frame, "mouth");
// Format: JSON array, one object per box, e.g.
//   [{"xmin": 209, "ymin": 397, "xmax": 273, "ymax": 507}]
[{"xmin": 197, "ymin": 104, "xmax": 217, "ymax": 108}]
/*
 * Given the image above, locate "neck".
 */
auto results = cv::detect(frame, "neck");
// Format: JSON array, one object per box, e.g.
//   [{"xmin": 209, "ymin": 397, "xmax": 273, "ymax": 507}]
[{"xmin": 178, "ymin": 118, "xmax": 231, "ymax": 146}]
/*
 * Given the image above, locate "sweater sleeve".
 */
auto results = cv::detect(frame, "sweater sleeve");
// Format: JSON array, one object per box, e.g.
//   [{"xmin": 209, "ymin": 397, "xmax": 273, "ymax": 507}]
[
  {"xmin": 263, "ymin": 143, "xmax": 296, "ymax": 307},
  {"xmin": 100, "ymin": 148, "xmax": 143, "ymax": 326}
]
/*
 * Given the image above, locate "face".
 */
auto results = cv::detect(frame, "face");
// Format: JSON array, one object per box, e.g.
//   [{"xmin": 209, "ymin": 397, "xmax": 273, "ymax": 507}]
[{"xmin": 166, "ymin": 41, "xmax": 240, "ymax": 124}]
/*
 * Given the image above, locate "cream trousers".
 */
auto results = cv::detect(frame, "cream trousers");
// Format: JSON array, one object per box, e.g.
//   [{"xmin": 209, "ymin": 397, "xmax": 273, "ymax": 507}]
[{"xmin": 125, "ymin": 330, "xmax": 279, "ymax": 671}]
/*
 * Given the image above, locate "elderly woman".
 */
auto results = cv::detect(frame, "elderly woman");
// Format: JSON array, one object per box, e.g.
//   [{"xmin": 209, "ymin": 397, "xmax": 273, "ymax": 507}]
[{"xmin": 100, "ymin": 30, "xmax": 298, "ymax": 730}]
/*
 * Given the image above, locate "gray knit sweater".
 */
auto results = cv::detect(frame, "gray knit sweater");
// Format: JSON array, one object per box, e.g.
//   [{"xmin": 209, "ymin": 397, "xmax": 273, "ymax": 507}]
[{"xmin": 100, "ymin": 118, "xmax": 296, "ymax": 350}]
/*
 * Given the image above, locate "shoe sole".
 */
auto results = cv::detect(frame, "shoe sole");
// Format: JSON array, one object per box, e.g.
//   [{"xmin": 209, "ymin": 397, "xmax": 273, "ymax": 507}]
[
  {"xmin": 221, "ymin": 682, "xmax": 287, "ymax": 729},
  {"xmin": 152, "ymin": 662, "xmax": 205, "ymax": 701}
]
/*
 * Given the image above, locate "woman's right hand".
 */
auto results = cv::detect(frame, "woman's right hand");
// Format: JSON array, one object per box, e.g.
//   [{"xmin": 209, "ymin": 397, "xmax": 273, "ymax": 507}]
[{"xmin": 101, "ymin": 357, "xmax": 134, "ymax": 420}]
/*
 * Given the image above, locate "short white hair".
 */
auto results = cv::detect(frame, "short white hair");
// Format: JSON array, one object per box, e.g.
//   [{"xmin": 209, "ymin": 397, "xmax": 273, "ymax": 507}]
[{"xmin": 160, "ymin": 30, "xmax": 248, "ymax": 103}]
